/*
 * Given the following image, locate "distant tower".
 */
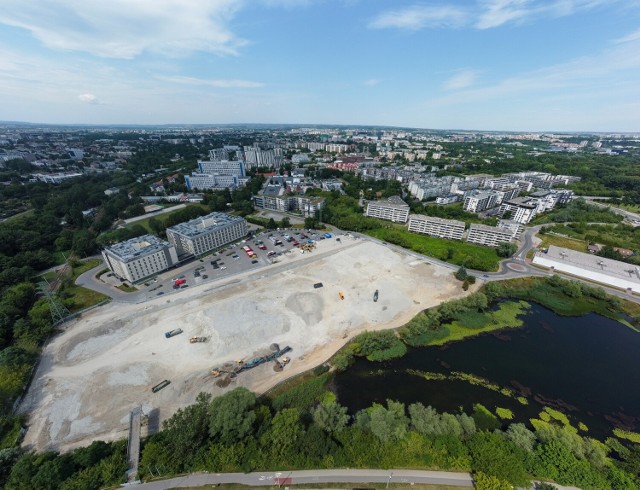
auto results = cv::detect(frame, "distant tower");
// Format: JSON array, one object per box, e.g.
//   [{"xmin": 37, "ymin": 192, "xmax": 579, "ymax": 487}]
[{"xmin": 39, "ymin": 279, "xmax": 70, "ymax": 325}]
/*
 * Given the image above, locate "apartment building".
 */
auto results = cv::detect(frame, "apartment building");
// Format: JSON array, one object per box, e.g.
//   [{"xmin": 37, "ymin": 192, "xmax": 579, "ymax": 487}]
[
  {"xmin": 197, "ymin": 159, "xmax": 246, "ymax": 176},
  {"xmin": 408, "ymin": 215, "xmax": 465, "ymax": 241},
  {"xmin": 466, "ymin": 224, "xmax": 514, "ymax": 247},
  {"xmin": 463, "ymin": 190, "xmax": 499, "ymax": 213},
  {"xmin": 185, "ymin": 172, "xmax": 249, "ymax": 190},
  {"xmin": 499, "ymin": 197, "xmax": 538, "ymax": 224},
  {"xmin": 364, "ymin": 196, "xmax": 410, "ymax": 223},
  {"xmin": 166, "ymin": 212, "xmax": 248, "ymax": 257},
  {"xmin": 102, "ymin": 234, "xmax": 178, "ymax": 283}
]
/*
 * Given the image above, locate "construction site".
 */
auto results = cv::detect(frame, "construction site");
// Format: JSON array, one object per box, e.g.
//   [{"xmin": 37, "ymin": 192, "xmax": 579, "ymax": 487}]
[{"xmin": 19, "ymin": 235, "xmax": 467, "ymax": 454}]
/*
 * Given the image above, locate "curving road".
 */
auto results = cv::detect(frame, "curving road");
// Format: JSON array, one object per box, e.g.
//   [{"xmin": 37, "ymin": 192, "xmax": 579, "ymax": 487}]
[{"xmin": 134, "ymin": 469, "xmax": 474, "ymax": 489}]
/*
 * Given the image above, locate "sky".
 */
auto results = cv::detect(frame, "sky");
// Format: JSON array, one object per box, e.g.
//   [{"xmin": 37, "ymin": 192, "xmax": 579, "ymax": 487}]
[{"xmin": 0, "ymin": 0, "xmax": 639, "ymax": 131}]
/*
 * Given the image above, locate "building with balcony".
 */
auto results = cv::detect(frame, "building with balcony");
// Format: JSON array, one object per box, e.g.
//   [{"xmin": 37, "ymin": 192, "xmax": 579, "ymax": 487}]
[
  {"xmin": 102, "ymin": 234, "xmax": 178, "ymax": 283},
  {"xmin": 408, "ymin": 215, "xmax": 465, "ymax": 241}
]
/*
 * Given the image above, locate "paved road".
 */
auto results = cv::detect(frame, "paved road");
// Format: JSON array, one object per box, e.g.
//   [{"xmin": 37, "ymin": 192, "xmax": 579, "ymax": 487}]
[
  {"xmin": 582, "ymin": 198, "xmax": 640, "ymax": 226},
  {"xmin": 134, "ymin": 469, "xmax": 474, "ymax": 489}
]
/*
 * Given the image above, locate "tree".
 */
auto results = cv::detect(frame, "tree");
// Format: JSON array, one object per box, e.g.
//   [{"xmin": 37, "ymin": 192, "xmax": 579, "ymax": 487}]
[
  {"xmin": 496, "ymin": 242, "xmax": 517, "ymax": 258},
  {"xmin": 266, "ymin": 218, "xmax": 278, "ymax": 230},
  {"xmin": 368, "ymin": 400, "xmax": 409, "ymax": 442},
  {"xmin": 469, "ymin": 431, "xmax": 530, "ymax": 487},
  {"xmin": 280, "ymin": 217, "xmax": 291, "ymax": 228},
  {"xmin": 504, "ymin": 423, "xmax": 536, "ymax": 453},
  {"xmin": 455, "ymin": 266, "xmax": 468, "ymax": 281},
  {"xmin": 312, "ymin": 402, "xmax": 350, "ymax": 433},
  {"xmin": 208, "ymin": 388, "xmax": 257, "ymax": 445},
  {"xmin": 261, "ymin": 408, "xmax": 303, "ymax": 459}
]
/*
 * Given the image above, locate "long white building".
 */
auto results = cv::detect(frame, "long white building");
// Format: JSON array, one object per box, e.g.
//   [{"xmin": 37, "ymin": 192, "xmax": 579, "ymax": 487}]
[
  {"xmin": 408, "ymin": 215, "xmax": 465, "ymax": 241},
  {"xmin": 364, "ymin": 196, "xmax": 410, "ymax": 223},
  {"xmin": 185, "ymin": 173, "xmax": 250, "ymax": 190},
  {"xmin": 466, "ymin": 223, "xmax": 514, "ymax": 247},
  {"xmin": 533, "ymin": 245, "xmax": 640, "ymax": 293},
  {"xmin": 166, "ymin": 212, "xmax": 247, "ymax": 257},
  {"xmin": 102, "ymin": 234, "xmax": 178, "ymax": 283}
]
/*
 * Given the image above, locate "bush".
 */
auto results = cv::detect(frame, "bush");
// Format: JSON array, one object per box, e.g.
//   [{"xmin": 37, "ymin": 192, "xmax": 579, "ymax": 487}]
[{"xmin": 352, "ymin": 330, "xmax": 407, "ymax": 362}]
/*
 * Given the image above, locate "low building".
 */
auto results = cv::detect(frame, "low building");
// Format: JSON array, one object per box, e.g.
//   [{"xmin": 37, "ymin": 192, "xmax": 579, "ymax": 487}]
[
  {"xmin": 166, "ymin": 212, "xmax": 247, "ymax": 257},
  {"xmin": 466, "ymin": 224, "xmax": 514, "ymax": 247},
  {"xmin": 533, "ymin": 245, "xmax": 640, "ymax": 293},
  {"xmin": 102, "ymin": 234, "xmax": 178, "ymax": 283},
  {"xmin": 436, "ymin": 194, "xmax": 461, "ymax": 206},
  {"xmin": 364, "ymin": 196, "xmax": 410, "ymax": 223},
  {"xmin": 185, "ymin": 172, "xmax": 250, "ymax": 190},
  {"xmin": 408, "ymin": 215, "xmax": 465, "ymax": 241}
]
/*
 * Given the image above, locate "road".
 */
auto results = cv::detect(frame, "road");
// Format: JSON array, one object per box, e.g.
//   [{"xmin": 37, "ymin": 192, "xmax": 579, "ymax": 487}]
[
  {"xmin": 582, "ymin": 197, "xmax": 640, "ymax": 226},
  {"xmin": 134, "ymin": 469, "xmax": 474, "ymax": 489}
]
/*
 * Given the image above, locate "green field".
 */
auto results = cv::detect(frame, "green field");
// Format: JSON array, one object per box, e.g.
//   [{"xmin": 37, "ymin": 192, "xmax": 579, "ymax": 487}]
[
  {"xmin": 537, "ymin": 233, "xmax": 589, "ymax": 253},
  {"xmin": 366, "ymin": 228, "xmax": 501, "ymax": 271}
]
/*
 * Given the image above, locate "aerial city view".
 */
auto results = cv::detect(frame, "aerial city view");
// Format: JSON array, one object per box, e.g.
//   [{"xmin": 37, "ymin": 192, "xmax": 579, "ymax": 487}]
[{"xmin": 1, "ymin": 1, "xmax": 640, "ymax": 489}]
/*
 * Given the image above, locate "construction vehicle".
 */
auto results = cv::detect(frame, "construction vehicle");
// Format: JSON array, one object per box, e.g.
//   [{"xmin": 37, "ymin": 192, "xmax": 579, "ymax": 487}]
[
  {"xmin": 165, "ymin": 328, "xmax": 183, "ymax": 338},
  {"xmin": 339, "ymin": 291, "xmax": 344, "ymax": 300},
  {"xmin": 373, "ymin": 289, "xmax": 379, "ymax": 302},
  {"xmin": 152, "ymin": 380, "xmax": 170, "ymax": 393},
  {"xmin": 189, "ymin": 336, "xmax": 207, "ymax": 343}
]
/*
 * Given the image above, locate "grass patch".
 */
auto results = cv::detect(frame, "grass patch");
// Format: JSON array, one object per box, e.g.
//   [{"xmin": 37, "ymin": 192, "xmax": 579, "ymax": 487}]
[
  {"xmin": 117, "ymin": 284, "xmax": 137, "ymax": 292},
  {"xmin": 429, "ymin": 301, "xmax": 531, "ymax": 346},
  {"xmin": 62, "ymin": 286, "xmax": 109, "ymax": 312},
  {"xmin": 496, "ymin": 407, "xmax": 514, "ymax": 420},
  {"xmin": 537, "ymin": 233, "xmax": 589, "ymax": 253},
  {"xmin": 366, "ymin": 227, "xmax": 501, "ymax": 272},
  {"xmin": 269, "ymin": 372, "xmax": 332, "ymax": 412},
  {"xmin": 613, "ymin": 428, "xmax": 640, "ymax": 444}
]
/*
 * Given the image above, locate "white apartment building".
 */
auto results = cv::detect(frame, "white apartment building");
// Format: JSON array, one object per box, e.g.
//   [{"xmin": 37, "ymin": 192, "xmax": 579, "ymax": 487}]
[
  {"xmin": 497, "ymin": 219, "xmax": 525, "ymax": 240},
  {"xmin": 408, "ymin": 215, "xmax": 465, "ymax": 241},
  {"xmin": 185, "ymin": 173, "xmax": 249, "ymax": 190},
  {"xmin": 166, "ymin": 212, "xmax": 248, "ymax": 257},
  {"xmin": 33, "ymin": 172, "xmax": 83, "ymax": 184},
  {"xmin": 463, "ymin": 191, "xmax": 499, "ymax": 213},
  {"xmin": 499, "ymin": 197, "xmax": 538, "ymax": 224},
  {"xmin": 197, "ymin": 159, "xmax": 246, "ymax": 176},
  {"xmin": 102, "ymin": 234, "xmax": 178, "ymax": 283},
  {"xmin": 364, "ymin": 196, "xmax": 410, "ymax": 223},
  {"xmin": 466, "ymin": 224, "xmax": 514, "ymax": 247}
]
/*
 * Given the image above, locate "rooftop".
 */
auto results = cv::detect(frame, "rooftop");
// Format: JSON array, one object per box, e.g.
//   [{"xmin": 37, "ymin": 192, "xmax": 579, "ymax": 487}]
[
  {"xmin": 542, "ymin": 245, "xmax": 640, "ymax": 285},
  {"xmin": 409, "ymin": 214, "xmax": 465, "ymax": 227},
  {"xmin": 105, "ymin": 234, "xmax": 170, "ymax": 262},
  {"xmin": 167, "ymin": 212, "xmax": 245, "ymax": 239},
  {"xmin": 368, "ymin": 195, "xmax": 409, "ymax": 209}
]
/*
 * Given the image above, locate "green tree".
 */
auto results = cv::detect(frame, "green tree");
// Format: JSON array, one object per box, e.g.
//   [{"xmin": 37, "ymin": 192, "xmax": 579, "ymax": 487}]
[
  {"xmin": 312, "ymin": 401, "xmax": 350, "ymax": 434},
  {"xmin": 280, "ymin": 217, "xmax": 291, "ymax": 228},
  {"xmin": 368, "ymin": 400, "xmax": 409, "ymax": 442},
  {"xmin": 504, "ymin": 423, "xmax": 536, "ymax": 453},
  {"xmin": 208, "ymin": 388, "xmax": 257, "ymax": 445},
  {"xmin": 261, "ymin": 408, "xmax": 303, "ymax": 459},
  {"xmin": 266, "ymin": 218, "xmax": 278, "ymax": 230},
  {"xmin": 496, "ymin": 242, "xmax": 517, "ymax": 258},
  {"xmin": 469, "ymin": 431, "xmax": 530, "ymax": 487}
]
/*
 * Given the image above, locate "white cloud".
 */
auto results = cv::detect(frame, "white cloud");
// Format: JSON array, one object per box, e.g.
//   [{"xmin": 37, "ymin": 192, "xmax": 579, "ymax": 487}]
[
  {"xmin": 428, "ymin": 30, "xmax": 640, "ymax": 107},
  {"xmin": 475, "ymin": 0, "xmax": 532, "ymax": 29},
  {"xmin": 443, "ymin": 70, "xmax": 478, "ymax": 90},
  {"xmin": 615, "ymin": 28, "xmax": 640, "ymax": 44},
  {"xmin": 159, "ymin": 76, "xmax": 264, "ymax": 88},
  {"xmin": 78, "ymin": 93, "xmax": 97, "ymax": 103},
  {"xmin": 363, "ymin": 79, "xmax": 380, "ymax": 86},
  {"xmin": 368, "ymin": 5, "xmax": 468, "ymax": 30},
  {"xmin": 0, "ymin": 0, "xmax": 245, "ymax": 59},
  {"xmin": 371, "ymin": 0, "xmax": 619, "ymax": 32}
]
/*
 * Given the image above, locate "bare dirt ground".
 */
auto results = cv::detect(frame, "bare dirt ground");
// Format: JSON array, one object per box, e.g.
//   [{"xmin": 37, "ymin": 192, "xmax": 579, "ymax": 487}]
[{"xmin": 19, "ymin": 237, "xmax": 468, "ymax": 453}]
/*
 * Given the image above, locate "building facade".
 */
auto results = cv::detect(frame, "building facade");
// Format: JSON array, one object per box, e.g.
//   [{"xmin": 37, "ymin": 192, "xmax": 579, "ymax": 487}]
[
  {"xmin": 408, "ymin": 215, "xmax": 465, "ymax": 241},
  {"xmin": 102, "ymin": 234, "xmax": 178, "ymax": 283},
  {"xmin": 166, "ymin": 212, "xmax": 248, "ymax": 257},
  {"xmin": 185, "ymin": 172, "xmax": 249, "ymax": 190},
  {"xmin": 197, "ymin": 159, "xmax": 246, "ymax": 176},
  {"xmin": 364, "ymin": 196, "xmax": 410, "ymax": 223},
  {"xmin": 463, "ymin": 190, "xmax": 499, "ymax": 213},
  {"xmin": 466, "ymin": 224, "xmax": 514, "ymax": 247}
]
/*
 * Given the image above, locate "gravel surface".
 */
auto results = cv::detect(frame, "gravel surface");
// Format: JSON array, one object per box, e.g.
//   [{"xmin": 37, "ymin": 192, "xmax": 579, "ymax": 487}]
[{"xmin": 19, "ymin": 237, "xmax": 467, "ymax": 453}]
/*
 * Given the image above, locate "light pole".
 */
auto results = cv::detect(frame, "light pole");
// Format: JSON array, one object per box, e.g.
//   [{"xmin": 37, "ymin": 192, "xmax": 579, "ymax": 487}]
[{"xmin": 387, "ymin": 471, "xmax": 393, "ymax": 489}]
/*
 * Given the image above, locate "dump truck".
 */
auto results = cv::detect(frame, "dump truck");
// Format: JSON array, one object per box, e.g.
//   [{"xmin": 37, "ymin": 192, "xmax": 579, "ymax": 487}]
[
  {"xmin": 189, "ymin": 336, "xmax": 207, "ymax": 343},
  {"xmin": 165, "ymin": 328, "xmax": 183, "ymax": 338}
]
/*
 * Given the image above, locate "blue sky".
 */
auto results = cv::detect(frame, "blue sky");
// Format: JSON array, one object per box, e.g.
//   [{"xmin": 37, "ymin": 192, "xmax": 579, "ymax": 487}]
[{"xmin": 0, "ymin": 0, "xmax": 639, "ymax": 131}]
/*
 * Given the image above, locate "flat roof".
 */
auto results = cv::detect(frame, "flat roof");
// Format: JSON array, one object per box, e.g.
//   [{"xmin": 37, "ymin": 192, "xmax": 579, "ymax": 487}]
[
  {"xmin": 368, "ymin": 195, "xmax": 409, "ymax": 209},
  {"xmin": 167, "ymin": 212, "xmax": 245, "ymax": 239},
  {"xmin": 542, "ymin": 245, "xmax": 640, "ymax": 285},
  {"xmin": 469, "ymin": 223, "xmax": 513, "ymax": 235},
  {"xmin": 409, "ymin": 214, "xmax": 465, "ymax": 228},
  {"xmin": 105, "ymin": 234, "xmax": 170, "ymax": 262}
]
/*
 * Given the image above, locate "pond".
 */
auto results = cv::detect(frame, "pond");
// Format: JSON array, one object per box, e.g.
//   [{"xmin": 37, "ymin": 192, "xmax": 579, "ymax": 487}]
[{"xmin": 332, "ymin": 302, "xmax": 640, "ymax": 440}]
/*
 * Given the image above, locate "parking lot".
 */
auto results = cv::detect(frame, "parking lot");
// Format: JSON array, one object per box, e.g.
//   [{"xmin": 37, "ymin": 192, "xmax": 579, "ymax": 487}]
[{"xmin": 137, "ymin": 229, "xmax": 336, "ymax": 300}]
